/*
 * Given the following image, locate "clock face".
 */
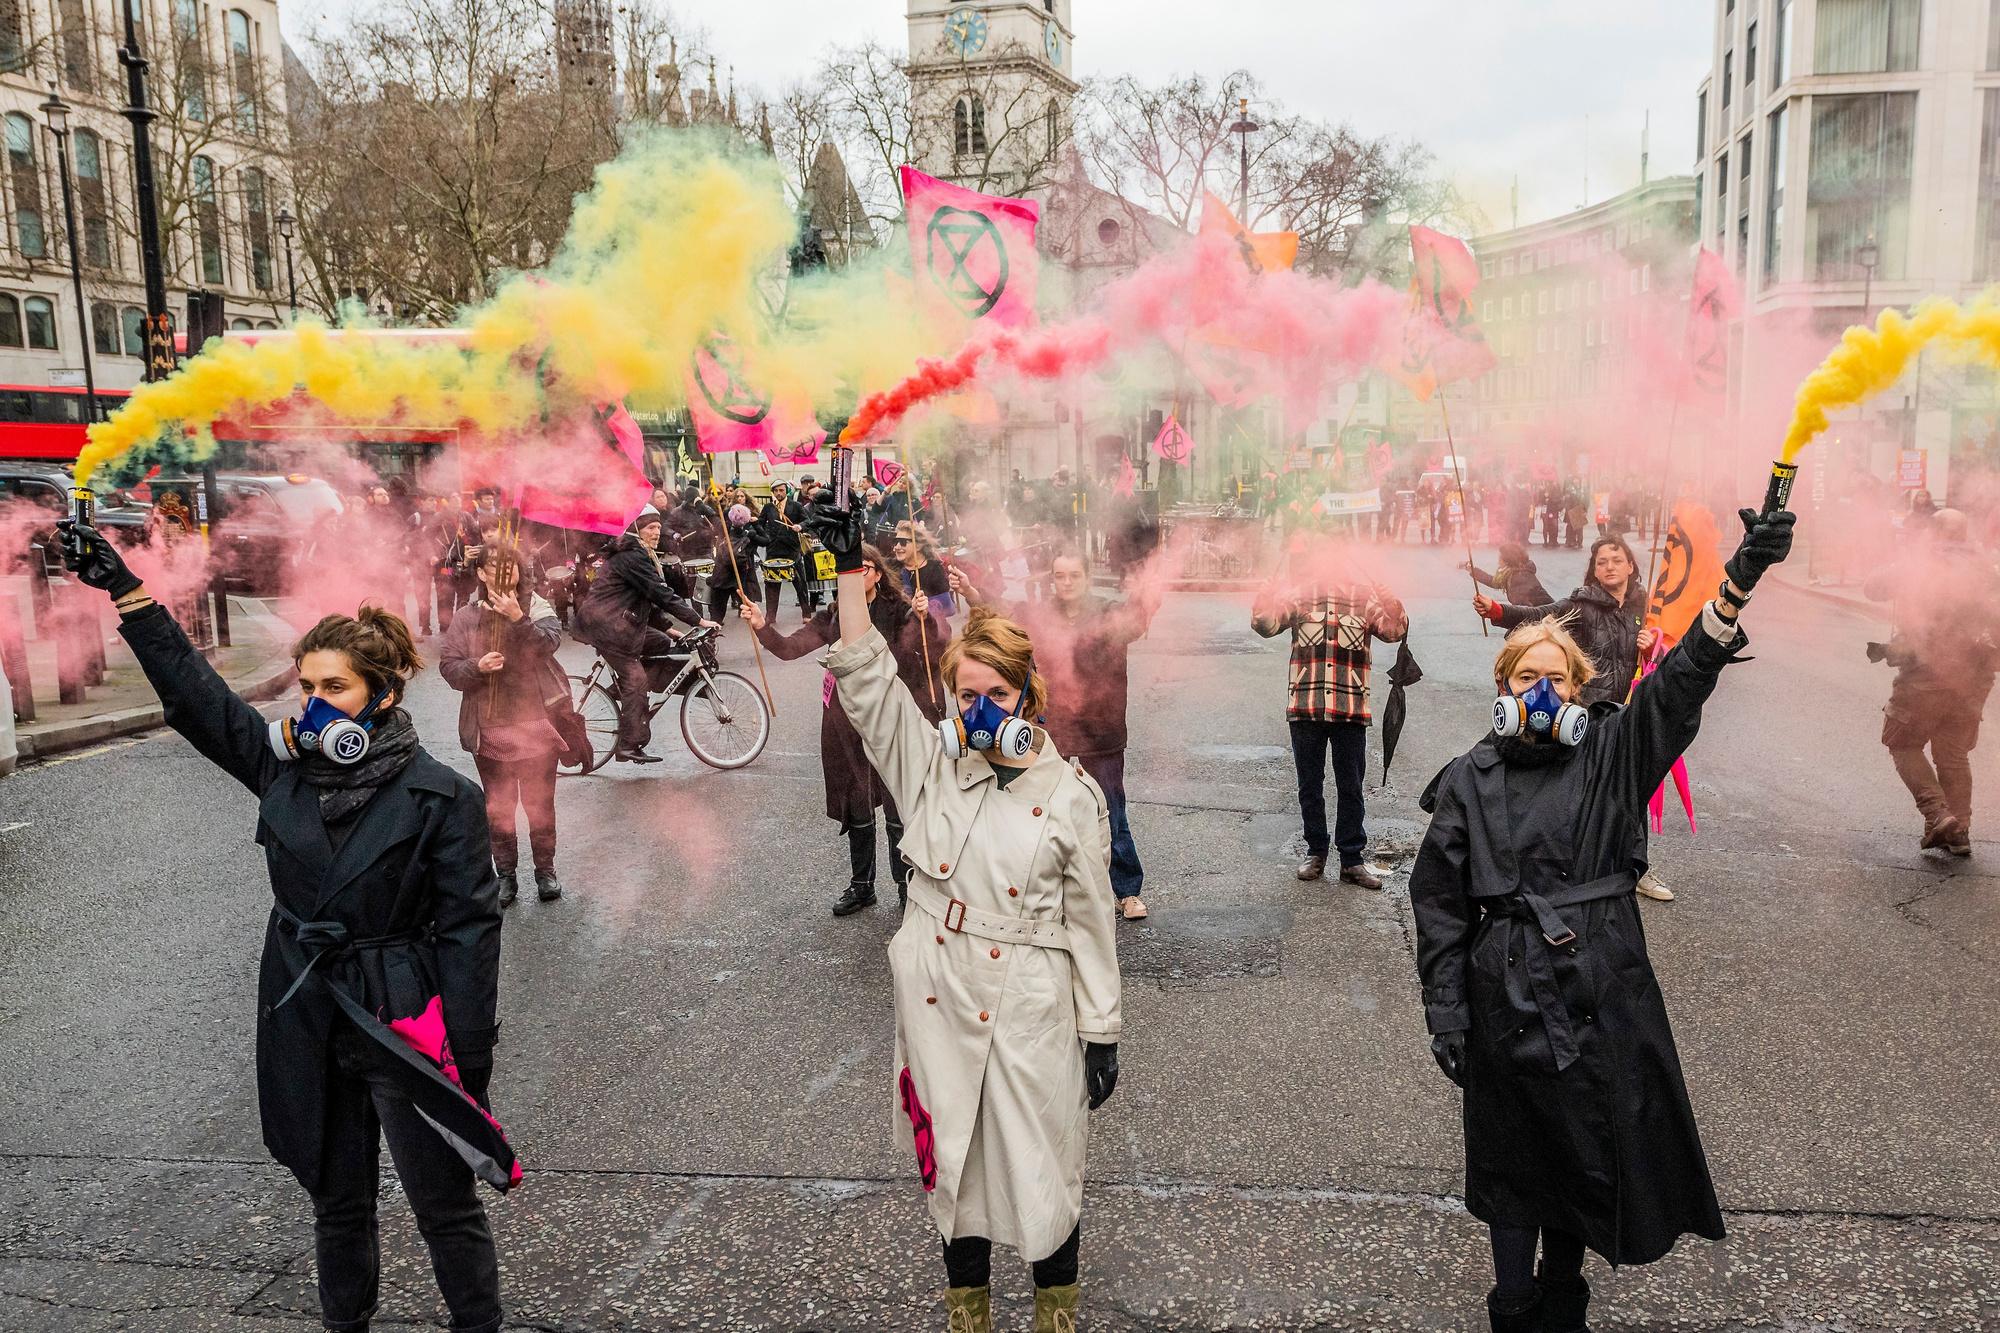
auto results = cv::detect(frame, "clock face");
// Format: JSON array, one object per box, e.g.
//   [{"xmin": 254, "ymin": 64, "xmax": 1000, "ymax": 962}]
[
  {"xmin": 1044, "ymin": 20, "xmax": 1062, "ymax": 65},
  {"xmin": 944, "ymin": 7, "xmax": 988, "ymax": 55}
]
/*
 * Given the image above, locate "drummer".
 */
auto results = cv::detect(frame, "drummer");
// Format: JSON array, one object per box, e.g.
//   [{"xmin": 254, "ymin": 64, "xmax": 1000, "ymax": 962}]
[{"xmin": 753, "ymin": 482, "xmax": 817, "ymax": 623}]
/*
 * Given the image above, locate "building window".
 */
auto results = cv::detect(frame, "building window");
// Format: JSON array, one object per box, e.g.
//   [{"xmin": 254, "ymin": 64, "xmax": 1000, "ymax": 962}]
[
  {"xmin": 1737, "ymin": 132, "xmax": 1753, "ymax": 271},
  {"xmin": 121, "ymin": 305, "xmax": 144, "ymax": 356},
  {"xmin": 1747, "ymin": 20, "xmax": 1758, "ymax": 88},
  {"xmin": 6, "ymin": 113, "xmax": 44, "ymax": 259},
  {"xmin": 1990, "ymin": 0, "xmax": 2000, "ymax": 70},
  {"xmin": 1766, "ymin": 105, "xmax": 1788, "ymax": 281},
  {"xmin": 1723, "ymin": 51, "xmax": 1733, "ymax": 110},
  {"xmin": 228, "ymin": 316, "xmax": 252, "ymax": 329},
  {"xmin": 25, "ymin": 295, "xmax": 56, "ymax": 349},
  {"xmin": 1502, "ymin": 296, "xmax": 1513, "ymax": 319},
  {"xmin": 73, "ymin": 129, "xmax": 110, "ymax": 269},
  {"xmin": 1807, "ymin": 91, "xmax": 1916, "ymax": 280},
  {"xmin": 175, "ymin": 0, "xmax": 207, "ymax": 122},
  {"xmin": 1587, "ymin": 278, "xmax": 1598, "ymax": 304},
  {"xmin": 1554, "ymin": 285, "xmax": 1565, "ymax": 313},
  {"xmin": 1696, "ymin": 90, "xmax": 1708, "ymax": 157},
  {"xmin": 193, "ymin": 155, "xmax": 225, "ymax": 284},
  {"xmin": 1815, "ymin": 0, "xmax": 1920, "ymax": 75},
  {"xmin": 0, "ymin": 0, "xmax": 24, "ymax": 73},
  {"xmin": 1538, "ymin": 289, "xmax": 1548, "ymax": 315},
  {"xmin": 1979, "ymin": 91, "xmax": 2000, "ymax": 276},
  {"xmin": 1500, "ymin": 255, "xmax": 1514, "ymax": 277},
  {"xmin": 91, "ymin": 299, "xmax": 117, "ymax": 354},
  {"xmin": 0, "ymin": 294, "xmax": 19, "ymax": 346},
  {"xmin": 1716, "ymin": 151, "xmax": 1729, "ymax": 249},
  {"xmin": 243, "ymin": 165, "xmax": 273, "ymax": 290},
  {"xmin": 1775, "ymin": 0, "xmax": 1793, "ymax": 85},
  {"xmin": 1482, "ymin": 299, "xmax": 1493, "ymax": 321},
  {"xmin": 226, "ymin": 10, "xmax": 258, "ymax": 135},
  {"xmin": 953, "ymin": 96, "xmax": 987, "ymax": 155},
  {"xmin": 57, "ymin": 0, "xmax": 94, "ymax": 91}
]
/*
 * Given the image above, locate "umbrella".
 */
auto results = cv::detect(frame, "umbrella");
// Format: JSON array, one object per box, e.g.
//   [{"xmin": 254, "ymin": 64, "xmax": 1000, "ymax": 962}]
[{"xmin": 1381, "ymin": 638, "xmax": 1424, "ymax": 784}]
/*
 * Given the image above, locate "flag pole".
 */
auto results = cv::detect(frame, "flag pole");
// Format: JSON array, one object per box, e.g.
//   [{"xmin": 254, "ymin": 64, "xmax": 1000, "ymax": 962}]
[
  {"xmin": 903, "ymin": 466, "xmax": 940, "ymax": 711},
  {"xmin": 710, "ymin": 466, "xmax": 775, "ymax": 717},
  {"xmin": 1437, "ymin": 394, "xmax": 1488, "ymax": 637},
  {"xmin": 1640, "ymin": 392, "xmax": 1685, "ymax": 614}
]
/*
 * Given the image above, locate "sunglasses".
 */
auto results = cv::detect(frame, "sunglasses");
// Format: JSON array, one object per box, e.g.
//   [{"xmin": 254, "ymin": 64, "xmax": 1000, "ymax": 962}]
[{"xmin": 891, "ymin": 537, "xmax": 912, "ymax": 546}]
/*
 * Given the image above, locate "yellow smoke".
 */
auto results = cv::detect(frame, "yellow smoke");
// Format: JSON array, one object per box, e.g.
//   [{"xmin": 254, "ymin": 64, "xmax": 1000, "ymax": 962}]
[
  {"xmin": 1781, "ymin": 296, "xmax": 2000, "ymax": 462},
  {"xmin": 75, "ymin": 129, "xmax": 944, "ymax": 486}
]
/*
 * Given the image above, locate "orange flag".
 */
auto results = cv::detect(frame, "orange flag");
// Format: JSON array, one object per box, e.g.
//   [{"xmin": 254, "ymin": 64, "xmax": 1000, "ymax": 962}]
[
  {"xmin": 1646, "ymin": 501, "xmax": 1726, "ymax": 639},
  {"xmin": 1199, "ymin": 191, "xmax": 1298, "ymax": 273},
  {"xmin": 1390, "ymin": 225, "xmax": 1497, "ymax": 401}
]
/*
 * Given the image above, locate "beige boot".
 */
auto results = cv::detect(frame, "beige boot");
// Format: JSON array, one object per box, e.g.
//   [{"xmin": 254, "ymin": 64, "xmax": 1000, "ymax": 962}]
[
  {"xmin": 1033, "ymin": 1282, "xmax": 1080, "ymax": 1333},
  {"xmin": 945, "ymin": 1285, "xmax": 991, "ymax": 1333}
]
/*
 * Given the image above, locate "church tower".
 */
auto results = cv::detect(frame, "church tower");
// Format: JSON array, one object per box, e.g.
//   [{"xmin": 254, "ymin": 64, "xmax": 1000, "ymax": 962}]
[{"xmin": 906, "ymin": 1, "xmax": 1077, "ymax": 196}]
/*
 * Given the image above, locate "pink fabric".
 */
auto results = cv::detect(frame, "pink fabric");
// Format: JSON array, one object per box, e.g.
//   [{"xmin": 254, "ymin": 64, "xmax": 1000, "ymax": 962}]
[
  {"xmin": 515, "ymin": 404, "xmax": 653, "ymax": 535},
  {"xmin": 1638, "ymin": 643, "xmax": 1698, "ymax": 835},
  {"xmin": 898, "ymin": 1066, "xmax": 938, "ymax": 1192},
  {"xmin": 1151, "ymin": 415, "xmax": 1192, "ymax": 463},
  {"xmin": 873, "ymin": 458, "xmax": 906, "ymax": 490},
  {"xmin": 900, "ymin": 166, "xmax": 1040, "ymax": 328},
  {"xmin": 1113, "ymin": 454, "xmax": 1135, "ymax": 498},
  {"xmin": 386, "ymin": 995, "xmax": 523, "ymax": 1186}
]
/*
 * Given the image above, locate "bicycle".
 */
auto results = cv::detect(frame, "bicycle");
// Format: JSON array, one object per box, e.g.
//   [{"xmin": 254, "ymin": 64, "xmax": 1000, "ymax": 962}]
[{"xmin": 562, "ymin": 626, "xmax": 771, "ymax": 774}]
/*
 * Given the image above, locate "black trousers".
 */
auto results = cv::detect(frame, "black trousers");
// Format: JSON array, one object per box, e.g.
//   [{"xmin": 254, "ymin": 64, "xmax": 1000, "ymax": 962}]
[
  {"xmin": 1288, "ymin": 718, "xmax": 1369, "ymax": 866},
  {"xmin": 942, "ymin": 1224, "xmax": 1080, "ymax": 1289},
  {"xmin": 473, "ymin": 750, "xmax": 557, "ymax": 873},
  {"xmin": 311, "ymin": 1027, "xmax": 501, "ymax": 1333},
  {"xmin": 433, "ymin": 574, "xmax": 467, "ymax": 632},
  {"xmin": 603, "ymin": 627, "xmax": 676, "ymax": 750},
  {"xmin": 707, "ymin": 585, "xmax": 736, "ymax": 625}
]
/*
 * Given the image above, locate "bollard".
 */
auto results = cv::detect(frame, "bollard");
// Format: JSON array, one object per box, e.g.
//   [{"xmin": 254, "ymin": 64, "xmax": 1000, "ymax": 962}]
[
  {"xmin": 53, "ymin": 579, "xmax": 89, "ymax": 706},
  {"xmin": 0, "ymin": 580, "xmax": 32, "ymax": 724},
  {"xmin": 82, "ymin": 588, "xmax": 106, "ymax": 686}
]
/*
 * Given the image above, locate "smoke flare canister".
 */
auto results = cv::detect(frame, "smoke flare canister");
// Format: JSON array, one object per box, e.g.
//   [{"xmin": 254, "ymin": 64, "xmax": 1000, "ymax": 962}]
[
  {"xmin": 1761, "ymin": 461, "xmax": 1798, "ymax": 515},
  {"xmin": 71, "ymin": 486, "xmax": 95, "ymax": 529}
]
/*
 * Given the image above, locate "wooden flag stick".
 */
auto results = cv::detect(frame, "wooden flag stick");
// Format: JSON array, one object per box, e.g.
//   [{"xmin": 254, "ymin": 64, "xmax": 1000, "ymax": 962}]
[
  {"xmin": 1437, "ymin": 394, "xmax": 1488, "ymax": 638},
  {"xmin": 711, "ymin": 470, "xmax": 775, "ymax": 717},
  {"xmin": 902, "ymin": 467, "xmax": 940, "ymax": 711}
]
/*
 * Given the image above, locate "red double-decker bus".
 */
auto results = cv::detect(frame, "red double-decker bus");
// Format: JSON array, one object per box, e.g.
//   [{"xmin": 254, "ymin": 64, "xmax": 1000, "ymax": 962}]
[{"xmin": 0, "ymin": 384, "xmax": 134, "ymax": 462}]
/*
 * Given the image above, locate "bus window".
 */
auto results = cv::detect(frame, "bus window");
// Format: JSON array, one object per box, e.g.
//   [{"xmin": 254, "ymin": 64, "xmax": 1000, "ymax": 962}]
[
  {"xmin": 32, "ymin": 392, "xmax": 82, "ymax": 423},
  {"xmin": 0, "ymin": 391, "xmax": 33, "ymax": 420}
]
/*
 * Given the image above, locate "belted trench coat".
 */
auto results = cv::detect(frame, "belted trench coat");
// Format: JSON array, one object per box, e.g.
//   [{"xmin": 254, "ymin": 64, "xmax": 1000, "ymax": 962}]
[
  {"xmin": 120, "ymin": 604, "xmax": 511, "ymax": 1194},
  {"xmin": 1409, "ymin": 606, "xmax": 1741, "ymax": 1265},
  {"xmin": 827, "ymin": 627, "xmax": 1121, "ymax": 1261}
]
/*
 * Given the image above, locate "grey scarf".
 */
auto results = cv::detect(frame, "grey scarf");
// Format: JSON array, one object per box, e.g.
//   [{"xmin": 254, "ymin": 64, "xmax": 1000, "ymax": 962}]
[{"xmin": 298, "ymin": 707, "xmax": 421, "ymax": 823}]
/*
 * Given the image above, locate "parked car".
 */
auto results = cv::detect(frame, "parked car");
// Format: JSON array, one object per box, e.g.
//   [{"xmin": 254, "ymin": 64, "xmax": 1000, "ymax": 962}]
[
  {"xmin": 0, "ymin": 461, "xmax": 150, "ymax": 574},
  {"xmin": 208, "ymin": 473, "xmax": 345, "ymax": 595}
]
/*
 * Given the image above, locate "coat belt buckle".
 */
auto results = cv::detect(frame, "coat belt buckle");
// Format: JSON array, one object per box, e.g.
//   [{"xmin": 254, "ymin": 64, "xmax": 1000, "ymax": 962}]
[
  {"xmin": 944, "ymin": 899, "xmax": 968, "ymax": 933},
  {"xmin": 1542, "ymin": 924, "xmax": 1577, "ymax": 947}
]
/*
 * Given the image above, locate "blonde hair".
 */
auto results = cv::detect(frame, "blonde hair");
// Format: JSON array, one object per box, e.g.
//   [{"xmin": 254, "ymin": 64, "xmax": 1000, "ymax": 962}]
[
  {"xmin": 941, "ymin": 607, "xmax": 1049, "ymax": 718},
  {"xmin": 1492, "ymin": 616, "xmax": 1597, "ymax": 691}
]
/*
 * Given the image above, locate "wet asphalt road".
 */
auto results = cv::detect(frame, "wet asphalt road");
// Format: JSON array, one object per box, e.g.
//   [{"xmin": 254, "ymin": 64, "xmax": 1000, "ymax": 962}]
[{"xmin": 1, "ymin": 541, "xmax": 1996, "ymax": 1332}]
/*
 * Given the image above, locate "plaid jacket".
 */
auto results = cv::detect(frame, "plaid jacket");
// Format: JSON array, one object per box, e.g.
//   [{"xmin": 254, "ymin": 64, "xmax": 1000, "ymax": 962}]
[{"xmin": 1251, "ymin": 582, "xmax": 1409, "ymax": 723}]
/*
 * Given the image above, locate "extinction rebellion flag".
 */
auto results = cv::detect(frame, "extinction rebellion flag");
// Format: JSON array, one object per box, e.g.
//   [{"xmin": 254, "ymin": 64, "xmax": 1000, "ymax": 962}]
[
  {"xmin": 685, "ymin": 329, "xmax": 821, "ymax": 462},
  {"xmin": 1390, "ymin": 225, "xmax": 1497, "ymax": 402},
  {"xmin": 1682, "ymin": 247, "xmax": 1738, "ymax": 398},
  {"xmin": 900, "ymin": 166, "xmax": 1040, "ymax": 327}
]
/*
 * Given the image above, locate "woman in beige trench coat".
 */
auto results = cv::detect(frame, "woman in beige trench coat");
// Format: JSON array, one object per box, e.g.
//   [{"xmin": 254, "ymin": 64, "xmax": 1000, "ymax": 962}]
[{"xmin": 814, "ymin": 498, "xmax": 1122, "ymax": 1333}]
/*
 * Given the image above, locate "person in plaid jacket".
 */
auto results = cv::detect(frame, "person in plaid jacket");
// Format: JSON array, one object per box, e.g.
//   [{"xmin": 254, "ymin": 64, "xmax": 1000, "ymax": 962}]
[{"xmin": 1252, "ymin": 533, "xmax": 1409, "ymax": 888}]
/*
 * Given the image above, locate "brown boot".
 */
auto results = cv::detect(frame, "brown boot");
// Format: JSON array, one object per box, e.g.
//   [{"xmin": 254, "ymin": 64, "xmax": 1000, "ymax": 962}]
[
  {"xmin": 1032, "ymin": 1282, "xmax": 1080, "ymax": 1333},
  {"xmin": 944, "ymin": 1285, "xmax": 991, "ymax": 1333},
  {"xmin": 1339, "ymin": 863, "xmax": 1384, "ymax": 891},
  {"xmin": 1922, "ymin": 814, "xmax": 1965, "ymax": 852},
  {"xmin": 1296, "ymin": 854, "xmax": 1327, "ymax": 881}
]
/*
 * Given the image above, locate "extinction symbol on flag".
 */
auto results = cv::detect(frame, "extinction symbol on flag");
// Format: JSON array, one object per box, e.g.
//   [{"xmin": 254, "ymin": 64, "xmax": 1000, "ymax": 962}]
[
  {"xmin": 872, "ymin": 458, "xmax": 907, "ymax": 489},
  {"xmin": 1152, "ymin": 414, "xmax": 1192, "ymax": 463},
  {"xmin": 926, "ymin": 206, "xmax": 1011, "ymax": 319},
  {"xmin": 691, "ymin": 334, "xmax": 771, "ymax": 427}
]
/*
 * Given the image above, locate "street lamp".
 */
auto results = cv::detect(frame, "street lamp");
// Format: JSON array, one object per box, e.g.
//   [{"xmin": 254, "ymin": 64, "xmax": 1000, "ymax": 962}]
[
  {"xmin": 276, "ymin": 206, "xmax": 298, "ymax": 317},
  {"xmin": 116, "ymin": 0, "xmax": 169, "ymax": 378},
  {"xmin": 40, "ymin": 84, "xmax": 98, "ymax": 427},
  {"xmin": 1228, "ymin": 95, "xmax": 1258, "ymax": 223},
  {"xmin": 1858, "ymin": 230, "xmax": 1880, "ymax": 321}
]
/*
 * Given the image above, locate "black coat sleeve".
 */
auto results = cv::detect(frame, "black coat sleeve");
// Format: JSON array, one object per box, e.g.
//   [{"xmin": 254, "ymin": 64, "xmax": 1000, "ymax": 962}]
[
  {"xmin": 611, "ymin": 548, "xmax": 701, "ymax": 626},
  {"xmin": 118, "ymin": 603, "xmax": 282, "ymax": 797},
  {"xmin": 1410, "ymin": 769, "xmax": 1475, "ymax": 1035},
  {"xmin": 431, "ymin": 779, "xmax": 503, "ymax": 1068},
  {"xmin": 755, "ymin": 611, "xmax": 834, "ymax": 662},
  {"xmin": 1496, "ymin": 594, "xmax": 1575, "ymax": 631},
  {"xmin": 1602, "ymin": 608, "xmax": 1744, "ymax": 813}
]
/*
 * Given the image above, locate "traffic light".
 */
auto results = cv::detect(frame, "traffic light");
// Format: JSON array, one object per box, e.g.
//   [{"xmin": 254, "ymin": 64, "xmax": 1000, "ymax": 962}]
[{"xmin": 186, "ymin": 289, "xmax": 226, "ymax": 354}]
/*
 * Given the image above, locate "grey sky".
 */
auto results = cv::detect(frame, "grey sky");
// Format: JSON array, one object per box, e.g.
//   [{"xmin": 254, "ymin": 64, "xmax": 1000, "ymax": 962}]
[{"xmin": 280, "ymin": 1, "xmax": 1711, "ymax": 236}]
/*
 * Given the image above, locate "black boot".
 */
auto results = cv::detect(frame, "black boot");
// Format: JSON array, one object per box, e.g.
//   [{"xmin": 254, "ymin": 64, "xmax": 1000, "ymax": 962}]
[
  {"xmin": 1538, "ymin": 1271, "xmax": 1590, "ymax": 1333},
  {"xmin": 886, "ymin": 818, "xmax": 910, "ymax": 911},
  {"xmin": 1486, "ymin": 1285, "xmax": 1542, "ymax": 1333},
  {"xmin": 535, "ymin": 869, "xmax": 563, "ymax": 902},
  {"xmin": 496, "ymin": 870, "xmax": 519, "ymax": 909},
  {"xmin": 833, "ymin": 824, "xmax": 878, "ymax": 917}
]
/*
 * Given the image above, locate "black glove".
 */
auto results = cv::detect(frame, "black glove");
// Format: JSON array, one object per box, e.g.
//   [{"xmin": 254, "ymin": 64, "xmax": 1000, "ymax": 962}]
[
  {"xmin": 1083, "ymin": 1041, "xmax": 1118, "ymax": 1109},
  {"xmin": 1723, "ymin": 508, "xmax": 1796, "ymax": 594},
  {"xmin": 1430, "ymin": 1031, "xmax": 1467, "ymax": 1089},
  {"xmin": 458, "ymin": 1059, "xmax": 493, "ymax": 1112},
  {"xmin": 54, "ymin": 520, "xmax": 142, "ymax": 600},
  {"xmin": 804, "ymin": 497, "xmax": 866, "ymax": 574}
]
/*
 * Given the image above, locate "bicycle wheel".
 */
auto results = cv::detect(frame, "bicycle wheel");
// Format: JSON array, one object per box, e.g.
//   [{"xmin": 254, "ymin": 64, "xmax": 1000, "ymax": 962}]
[
  {"xmin": 680, "ymin": 670, "xmax": 771, "ymax": 770},
  {"xmin": 561, "ymin": 678, "xmax": 621, "ymax": 775}
]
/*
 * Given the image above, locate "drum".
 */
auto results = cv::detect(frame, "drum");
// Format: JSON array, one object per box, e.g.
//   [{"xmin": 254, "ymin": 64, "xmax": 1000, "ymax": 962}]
[
  {"xmin": 684, "ymin": 558, "xmax": 716, "ymax": 578},
  {"xmin": 760, "ymin": 557, "xmax": 797, "ymax": 584}
]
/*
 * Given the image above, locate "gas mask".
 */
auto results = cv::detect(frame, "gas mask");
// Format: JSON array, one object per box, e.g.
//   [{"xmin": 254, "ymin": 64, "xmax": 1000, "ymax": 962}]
[
  {"xmin": 269, "ymin": 690, "xmax": 390, "ymax": 765},
  {"xmin": 1492, "ymin": 676, "xmax": 1588, "ymax": 748},
  {"xmin": 939, "ymin": 678, "xmax": 1035, "ymax": 761}
]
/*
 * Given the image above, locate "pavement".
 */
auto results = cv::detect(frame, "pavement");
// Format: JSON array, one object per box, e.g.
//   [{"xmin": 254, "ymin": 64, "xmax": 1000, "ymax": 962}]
[
  {"xmin": 1, "ymin": 544, "xmax": 1996, "ymax": 1332},
  {"xmin": 5, "ymin": 595, "xmax": 298, "ymax": 762}
]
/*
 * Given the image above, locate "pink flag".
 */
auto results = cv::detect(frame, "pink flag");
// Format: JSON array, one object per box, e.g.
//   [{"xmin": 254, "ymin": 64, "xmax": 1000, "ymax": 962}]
[
  {"xmin": 516, "ymin": 404, "xmax": 654, "ymax": 536},
  {"xmin": 1114, "ymin": 454, "xmax": 1135, "ymax": 498},
  {"xmin": 1152, "ymin": 414, "xmax": 1193, "ymax": 463},
  {"xmin": 901, "ymin": 165, "xmax": 1039, "ymax": 327},
  {"xmin": 1682, "ymin": 247, "xmax": 1739, "ymax": 397},
  {"xmin": 688, "ymin": 331, "xmax": 777, "ymax": 455},
  {"xmin": 1389, "ymin": 225, "xmax": 1497, "ymax": 402},
  {"xmin": 764, "ymin": 430, "xmax": 824, "ymax": 466},
  {"xmin": 873, "ymin": 458, "xmax": 907, "ymax": 489}
]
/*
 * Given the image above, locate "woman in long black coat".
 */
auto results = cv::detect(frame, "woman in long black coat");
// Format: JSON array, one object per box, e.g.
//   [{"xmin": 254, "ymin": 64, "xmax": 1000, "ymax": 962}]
[
  {"xmin": 739, "ymin": 541, "xmax": 941, "ymax": 917},
  {"xmin": 1412, "ymin": 509, "xmax": 1793, "ymax": 1332},
  {"xmin": 59, "ymin": 521, "xmax": 513, "ymax": 1333}
]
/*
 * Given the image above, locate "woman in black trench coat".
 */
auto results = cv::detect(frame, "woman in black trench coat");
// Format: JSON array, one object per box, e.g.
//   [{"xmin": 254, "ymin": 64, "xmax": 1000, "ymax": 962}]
[
  {"xmin": 1411, "ymin": 508, "xmax": 1793, "ymax": 1332},
  {"xmin": 60, "ymin": 521, "xmax": 512, "ymax": 1333},
  {"xmin": 738, "ymin": 541, "xmax": 942, "ymax": 917}
]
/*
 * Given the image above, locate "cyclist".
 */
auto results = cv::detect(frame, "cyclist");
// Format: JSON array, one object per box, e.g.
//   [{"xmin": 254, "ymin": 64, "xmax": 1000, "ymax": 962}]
[{"xmin": 575, "ymin": 510, "xmax": 717, "ymax": 764}]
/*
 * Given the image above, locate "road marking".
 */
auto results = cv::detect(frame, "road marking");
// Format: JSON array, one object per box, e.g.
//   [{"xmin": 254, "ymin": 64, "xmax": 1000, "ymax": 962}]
[
  {"xmin": 30, "ymin": 738, "xmax": 145, "ymax": 770},
  {"xmin": 0, "ymin": 822, "xmax": 27, "ymax": 835}
]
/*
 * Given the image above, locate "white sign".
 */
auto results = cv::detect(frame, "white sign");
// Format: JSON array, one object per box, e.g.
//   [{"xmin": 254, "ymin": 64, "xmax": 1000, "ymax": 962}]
[
  {"xmin": 49, "ymin": 368, "xmax": 85, "ymax": 387},
  {"xmin": 1317, "ymin": 488, "xmax": 1383, "ymax": 516}
]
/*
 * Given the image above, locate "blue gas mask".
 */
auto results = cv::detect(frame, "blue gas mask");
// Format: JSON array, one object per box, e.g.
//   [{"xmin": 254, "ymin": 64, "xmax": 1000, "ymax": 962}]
[
  {"xmin": 269, "ymin": 690, "xmax": 389, "ymax": 765},
  {"xmin": 1493, "ymin": 676, "xmax": 1588, "ymax": 747},
  {"xmin": 939, "ymin": 672, "xmax": 1036, "ymax": 761}
]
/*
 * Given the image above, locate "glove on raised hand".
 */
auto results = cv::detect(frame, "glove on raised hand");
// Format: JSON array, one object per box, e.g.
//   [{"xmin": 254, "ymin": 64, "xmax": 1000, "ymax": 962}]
[
  {"xmin": 803, "ymin": 497, "xmax": 866, "ymax": 574},
  {"xmin": 1083, "ymin": 1041, "xmax": 1119, "ymax": 1110},
  {"xmin": 1431, "ymin": 1031, "xmax": 1467, "ymax": 1089},
  {"xmin": 1723, "ymin": 508, "xmax": 1796, "ymax": 594},
  {"xmin": 54, "ymin": 520, "xmax": 142, "ymax": 600}
]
